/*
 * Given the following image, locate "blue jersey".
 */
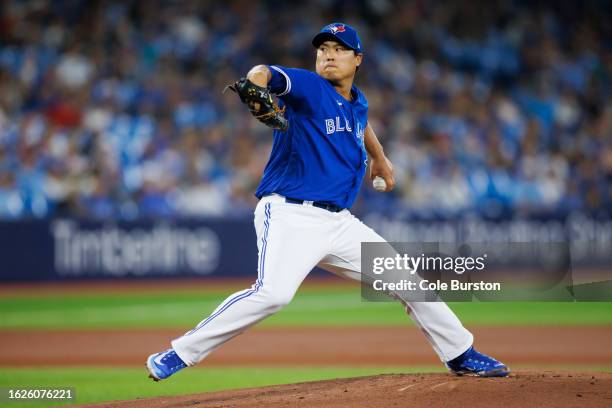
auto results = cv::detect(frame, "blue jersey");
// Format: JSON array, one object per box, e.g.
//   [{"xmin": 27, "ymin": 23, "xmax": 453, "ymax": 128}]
[{"xmin": 254, "ymin": 65, "xmax": 368, "ymax": 209}]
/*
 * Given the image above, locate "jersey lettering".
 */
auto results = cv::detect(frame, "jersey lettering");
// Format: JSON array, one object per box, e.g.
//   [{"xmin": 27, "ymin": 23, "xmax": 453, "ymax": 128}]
[
  {"xmin": 324, "ymin": 117, "xmax": 354, "ymax": 134},
  {"xmin": 325, "ymin": 119, "xmax": 335, "ymax": 134},
  {"xmin": 356, "ymin": 122, "xmax": 364, "ymax": 142}
]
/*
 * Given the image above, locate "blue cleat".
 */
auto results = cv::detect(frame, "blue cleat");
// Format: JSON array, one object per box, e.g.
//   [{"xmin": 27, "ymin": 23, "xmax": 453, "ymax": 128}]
[
  {"xmin": 146, "ymin": 349, "xmax": 187, "ymax": 381},
  {"xmin": 446, "ymin": 346, "xmax": 510, "ymax": 377}
]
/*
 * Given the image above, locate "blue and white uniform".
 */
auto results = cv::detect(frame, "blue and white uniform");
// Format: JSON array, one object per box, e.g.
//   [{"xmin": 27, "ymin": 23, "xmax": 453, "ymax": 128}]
[
  {"xmin": 170, "ymin": 24, "xmax": 474, "ymax": 370},
  {"xmin": 256, "ymin": 65, "xmax": 368, "ymax": 209}
]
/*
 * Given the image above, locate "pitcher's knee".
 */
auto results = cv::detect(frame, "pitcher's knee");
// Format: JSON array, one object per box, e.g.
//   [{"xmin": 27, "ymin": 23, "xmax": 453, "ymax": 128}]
[{"xmin": 259, "ymin": 290, "xmax": 294, "ymax": 311}]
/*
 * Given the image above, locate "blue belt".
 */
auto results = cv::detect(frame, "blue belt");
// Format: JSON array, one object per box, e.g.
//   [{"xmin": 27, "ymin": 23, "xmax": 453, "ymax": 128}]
[{"xmin": 285, "ymin": 197, "xmax": 344, "ymax": 213}]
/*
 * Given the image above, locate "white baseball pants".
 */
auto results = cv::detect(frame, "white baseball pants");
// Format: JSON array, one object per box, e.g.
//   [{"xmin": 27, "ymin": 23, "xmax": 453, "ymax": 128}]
[{"xmin": 172, "ymin": 194, "xmax": 473, "ymax": 365}]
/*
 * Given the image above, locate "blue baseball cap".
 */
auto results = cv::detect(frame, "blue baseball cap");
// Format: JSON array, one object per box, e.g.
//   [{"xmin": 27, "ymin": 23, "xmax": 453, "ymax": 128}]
[{"xmin": 312, "ymin": 23, "xmax": 363, "ymax": 53}]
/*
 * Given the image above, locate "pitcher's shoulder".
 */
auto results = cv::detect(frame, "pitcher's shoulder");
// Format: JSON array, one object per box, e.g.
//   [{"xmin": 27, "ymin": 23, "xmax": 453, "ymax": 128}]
[{"xmin": 351, "ymin": 85, "xmax": 369, "ymax": 108}]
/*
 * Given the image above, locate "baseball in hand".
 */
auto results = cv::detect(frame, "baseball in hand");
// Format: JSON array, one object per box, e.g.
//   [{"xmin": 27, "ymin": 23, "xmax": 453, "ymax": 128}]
[{"xmin": 373, "ymin": 176, "xmax": 387, "ymax": 192}]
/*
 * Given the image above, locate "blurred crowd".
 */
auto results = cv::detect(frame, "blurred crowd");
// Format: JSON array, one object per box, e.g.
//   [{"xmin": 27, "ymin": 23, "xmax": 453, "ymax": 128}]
[{"xmin": 0, "ymin": 0, "xmax": 610, "ymax": 220}]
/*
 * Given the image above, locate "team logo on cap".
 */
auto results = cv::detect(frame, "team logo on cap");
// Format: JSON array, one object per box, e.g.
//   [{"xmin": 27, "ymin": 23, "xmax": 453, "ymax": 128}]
[{"xmin": 329, "ymin": 24, "xmax": 346, "ymax": 34}]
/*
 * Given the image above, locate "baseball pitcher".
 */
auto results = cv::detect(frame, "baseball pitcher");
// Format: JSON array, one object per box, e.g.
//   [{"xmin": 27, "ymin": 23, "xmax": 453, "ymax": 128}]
[{"xmin": 146, "ymin": 23, "xmax": 509, "ymax": 381}]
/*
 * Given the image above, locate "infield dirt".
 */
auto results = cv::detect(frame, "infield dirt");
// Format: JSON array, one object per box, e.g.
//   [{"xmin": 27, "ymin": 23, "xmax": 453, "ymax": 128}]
[
  {"xmin": 1, "ymin": 326, "xmax": 611, "ymax": 366},
  {"xmin": 77, "ymin": 371, "xmax": 611, "ymax": 408}
]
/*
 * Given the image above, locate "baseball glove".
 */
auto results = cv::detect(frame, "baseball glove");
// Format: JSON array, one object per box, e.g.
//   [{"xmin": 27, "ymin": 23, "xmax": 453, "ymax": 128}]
[{"xmin": 224, "ymin": 78, "xmax": 288, "ymax": 131}]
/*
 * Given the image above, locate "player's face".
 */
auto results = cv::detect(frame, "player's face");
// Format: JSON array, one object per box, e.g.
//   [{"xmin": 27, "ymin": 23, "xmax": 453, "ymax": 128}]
[{"xmin": 316, "ymin": 41, "xmax": 362, "ymax": 83}]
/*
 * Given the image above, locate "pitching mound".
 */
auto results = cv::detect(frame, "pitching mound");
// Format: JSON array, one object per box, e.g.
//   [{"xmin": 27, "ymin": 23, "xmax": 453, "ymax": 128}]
[{"xmin": 82, "ymin": 371, "xmax": 610, "ymax": 408}]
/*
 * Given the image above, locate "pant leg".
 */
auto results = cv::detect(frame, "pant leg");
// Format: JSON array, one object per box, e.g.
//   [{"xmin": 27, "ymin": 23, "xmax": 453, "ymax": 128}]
[
  {"xmin": 318, "ymin": 210, "xmax": 473, "ymax": 362},
  {"xmin": 172, "ymin": 197, "xmax": 329, "ymax": 365}
]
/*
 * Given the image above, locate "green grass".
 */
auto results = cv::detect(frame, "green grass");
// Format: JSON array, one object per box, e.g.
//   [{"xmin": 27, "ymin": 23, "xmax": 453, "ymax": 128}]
[
  {"xmin": 0, "ymin": 366, "xmax": 440, "ymax": 407},
  {"xmin": 1, "ymin": 285, "xmax": 611, "ymax": 329}
]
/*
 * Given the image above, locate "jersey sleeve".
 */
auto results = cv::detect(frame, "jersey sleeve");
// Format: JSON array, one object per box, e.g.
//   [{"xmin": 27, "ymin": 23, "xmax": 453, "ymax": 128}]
[{"xmin": 267, "ymin": 65, "xmax": 322, "ymax": 112}]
